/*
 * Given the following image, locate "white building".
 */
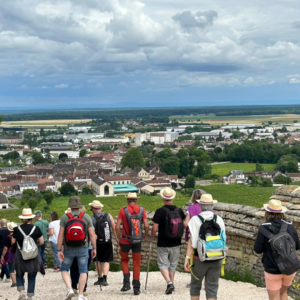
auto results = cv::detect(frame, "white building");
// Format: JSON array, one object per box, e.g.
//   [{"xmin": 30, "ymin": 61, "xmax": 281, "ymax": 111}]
[
  {"xmin": 90, "ymin": 137, "xmax": 129, "ymax": 143},
  {"xmin": 49, "ymin": 150, "xmax": 80, "ymax": 159},
  {"xmin": 135, "ymin": 133, "xmax": 147, "ymax": 146},
  {"xmin": 221, "ymin": 124, "xmax": 256, "ymax": 129},
  {"xmin": 68, "ymin": 126, "xmax": 92, "ymax": 133},
  {"xmin": 19, "ymin": 181, "xmax": 38, "ymax": 193}
]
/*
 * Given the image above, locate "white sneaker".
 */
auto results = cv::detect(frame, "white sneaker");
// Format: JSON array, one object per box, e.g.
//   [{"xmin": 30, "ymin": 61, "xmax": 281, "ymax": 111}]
[
  {"xmin": 78, "ymin": 296, "xmax": 87, "ymax": 300},
  {"xmin": 4, "ymin": 278, "xmax": 11, "ymax": 283},
  {"xmin": 64, "ymin": 290, "xmax": 75, "ymax": 300}
]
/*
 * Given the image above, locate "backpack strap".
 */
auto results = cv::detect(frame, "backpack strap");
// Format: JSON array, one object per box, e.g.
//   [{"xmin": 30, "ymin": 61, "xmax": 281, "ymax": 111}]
[
  {"xmin": 213, "ymin": 215, "xmax": 217, "ymax": 222},
  {"xmin": 137, "ymin": 207, "xmax": 144, "ymax": 219},
  {"xmin": 280, "ymin": 222, "xmax": 289, "ymax": 233},
  {"xmin": 198, "ymin": 215, "xmax": 205, "ymax": 223},
  {"xmin": 78, "ymin": 212, "xmax": 85, "ymax": 220},
  {"xmin": 18, "ymin": 226, "xmax": 26, "ymax": 238},
  {"xmin": 29, "ymin": 226, "xmax": 36, "ymax": 237},
  {"xmin": 259, "ymin": 225, "xmax": 275, "ymax": 240},
  {"xmin": 67, "ymin": 213, "xmax": 73, "ymax": 220}
]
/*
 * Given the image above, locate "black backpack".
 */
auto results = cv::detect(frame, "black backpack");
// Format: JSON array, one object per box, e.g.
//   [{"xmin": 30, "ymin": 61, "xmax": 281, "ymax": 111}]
[
  {"xmin": 259, "ymin": 222, "xmax": 300, "ymax": 275},
  {"xmin": 163, "ymin": 206, "xmax": 184, "ymax": 239},
  {"xmin": 199, "ymin": 215, "xmax": 221, "ymax": 240},
  {"xmin": 94, "ymin": 213, "xmax": 112, "ymax": 244}
]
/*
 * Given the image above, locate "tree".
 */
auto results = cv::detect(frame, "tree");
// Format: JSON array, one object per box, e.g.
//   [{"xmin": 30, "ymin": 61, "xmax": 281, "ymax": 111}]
[
  {"xmin": 40, "ymin": 128, "xmax": 45, "ymax": 137},
  {"xmin": 121, "ymin": 148, "xmax": 145, "ymax": 169},
  {"xmin": 193, "ymin": 161, "xmax": 212, "ymax": 178},
  {"xmin": 27, "ymin": 199, "xmax": 38, "ymax": 210},
  {"xmin": 23, "ymin": 189, "xmax": 35, "ymax": 196},
  {"xmin": 176, "ymin": 148, "xmax": 189, "ymax": 159},
  {"xmin": 32, "ymin": 151, "xmax": 45, "ymax": 165},
  {"xmin": 185, "ymin": 175, "xmax": 195, "ymax": 188},
  {"xmin": 80, "ymin": 149, "xmax": 87, "ymax": 157},
  {"xmin": 82, "ymin": 186, "xmax": 93, "ymax": 195},
  {"xmin": 261, "ymin": 179, "xmax": 273, "ymax": 187},
  {"xmin": 60, "ymin": 183, "xmax": 76, "ymax": 196},
  {"xmin": 59, "ymin": 153, "xmax": 68, "ymax": 161},
  {"xmin": 161, "ymin": 156, "xmax": 180, "ymax": 175},
  {"xmin": 276, "ymin": 154, "xmax": 299, "ymax": 173},
  {"xmin": 255, "ymin": 162, "xmax": 264, "ymax": 171},
  {"xmin": 44, "ymin": 192, "xmax": 54, "ymax": 205},
  {"xmin": 44, "ymin": 148, "xmax": 51, "ymax": 160},
  {"xmin": 0, "ymin": 115, "xmax": 2, "ymax": 124},
  {"xmin": 3, "ymin": 151, "xmax": 20, "ymax": 160},
  {"xmin": 274, "ymin": 175, "xmax": 291, "ymax": 184}
]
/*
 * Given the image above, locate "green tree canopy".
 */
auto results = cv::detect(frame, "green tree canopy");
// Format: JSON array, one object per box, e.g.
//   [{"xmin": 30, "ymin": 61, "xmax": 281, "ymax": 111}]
[
  {"xmin": 60, "ymin": 183, "xmax": 76, "ymax": 196},
  {"xmin": 121, "ymin": 148, "xmax": 145, "ymax": 169},
  {"xmin": 185, "ymin": 175, "xmax": 195, "ymax": 188},
  {"xmin": 161, "ymin": 156, "xmax": 180, "ymax": 175},
  {"xmin": 274, "ymin": 175, "xmax": 291, "ymax": 184},
  {"xmin": 3, "ymin": 151, "xmax": 20, "ymax": 160},
  {"xmin": 276, "ymin": 154, "xmax": 299, "ymax": 173},
  {"xmin": 80, "ymin": 149, "xmax": 87, "ymax": 157},
  {"xmin": 44, "ymin": 191, "xmax": 54, "ymax": 204}
]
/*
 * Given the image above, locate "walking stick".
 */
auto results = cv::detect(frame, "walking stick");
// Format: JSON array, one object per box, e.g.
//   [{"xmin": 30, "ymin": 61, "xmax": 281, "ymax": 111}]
[
  {"xmin": 145, "ymin": 243, "xmax": 152, "ymax": 290},
  {"xmin": 95, "ymin": 256, "xmax": 102, "ymax": 292}
]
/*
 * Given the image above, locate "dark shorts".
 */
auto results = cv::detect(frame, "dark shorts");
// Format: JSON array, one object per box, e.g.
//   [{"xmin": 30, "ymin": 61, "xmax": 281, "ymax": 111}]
[
  {"xmin": 120, "ymin": 243, "xmax": 141, "ymax": 254},
  {"xmin": 96, "ymin": 243, "xmax": 113, "ymax": 263}
]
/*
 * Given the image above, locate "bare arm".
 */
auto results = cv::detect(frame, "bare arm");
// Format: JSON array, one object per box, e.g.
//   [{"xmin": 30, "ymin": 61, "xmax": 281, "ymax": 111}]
[
  {"xmin": 48, "ymin": 228, "xmax": 54, "ymax": 236},
  {"xmin": 1, "ymin": 246, "xmax": 8, "ymax": 262},
  {"xmin": 57, "ymin": 226, "xmax": 64, "ymax": 251},
  {"xmin": 184, "ymin": 238, "xmax": 195, "ymax": 272},
  {"xmin": 88, "ymin": 227, "xmax": 96, "ymax": 250},
  {"xmin": 109, "ymin": 214, "xmax": 118, "ymax": 241},
  {"xmin": 183, "ymin": 214, "xmax": 191, "ymax": 229},
  {"xmin": 151, "ymin": 223, "xmax": 159, "ymax": 240},
  {"xmin": 143, "ymin": 219, "xmax": 149, "ymax": 240},
  {"xmin": 116, "ymin": 219, "xmax": 122, "ymax": 240},
  {"xmin": 37, "ymin": 236, "xmax": 44, "ymax": 246}
]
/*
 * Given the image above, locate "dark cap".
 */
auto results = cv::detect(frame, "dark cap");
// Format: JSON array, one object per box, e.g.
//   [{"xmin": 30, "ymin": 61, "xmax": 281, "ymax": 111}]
[{"xmin": 68, "ymin": 196, "xmax": 83, "ymax": 209}]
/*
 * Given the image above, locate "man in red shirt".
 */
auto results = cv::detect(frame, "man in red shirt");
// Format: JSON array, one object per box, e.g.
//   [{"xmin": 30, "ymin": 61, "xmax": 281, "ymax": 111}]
[{"xmin": 116, "ymin": 192, "xmax": 149, "ymax": 295}]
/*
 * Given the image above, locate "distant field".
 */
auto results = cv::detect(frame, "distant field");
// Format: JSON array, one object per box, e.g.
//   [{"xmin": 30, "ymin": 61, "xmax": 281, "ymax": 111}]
[
  {"xmin": 212, "ymin": 163, "xmax": 276, "ymax": 176},
  {"xmin": 2, "ymin": 119, "xmax": 92, "ymax": 127},
  {"xmin": 169, "ymin": 114, "xmax": 300, "ymax": 125}
]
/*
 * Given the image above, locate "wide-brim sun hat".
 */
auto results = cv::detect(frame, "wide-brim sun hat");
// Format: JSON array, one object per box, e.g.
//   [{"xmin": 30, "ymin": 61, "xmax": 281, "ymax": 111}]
[
  {"xmin": 19, "ymin": 208, "xmax": 36, "ymax": 219},
  {"xmin": 263, "ymin": 199, "xmax": 287, "ymax": 213},
  {"xmin": 160, "ymin": 187, "xmax": 176, "ymax": 200},
  {"xmin": 196, "ymin": 194, "xmax": 218, "ymax": 205},
  {"xmin": 65, "ymin": 208, "xmax": 71, "ymax": 214},
  {"xmin": 68, "ymin": 196, "xmax": 83, "ymax": 209},
  {"xmin": 7, "ymin": 222, "xmax": 17, "ymax": 231},
  {"xmin": 125, "ymin": 192, "xmax": 139, "ymax": 200},
  {"xmin": 89, "ymin": 200, "xmax": 104, "ymax": 209}
]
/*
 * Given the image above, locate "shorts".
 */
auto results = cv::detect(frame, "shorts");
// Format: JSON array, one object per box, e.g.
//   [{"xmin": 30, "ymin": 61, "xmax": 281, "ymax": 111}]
[
  {"xmin": 190, "ymin": 258, "xmax": 222, "ymax": 298},
  {"xmin": 120, "ymin": 243, "xmax": 141, "ymax": 254},
  {"xmin": 264, "ymin": 271, "xmax": 296, "ymax": 291},
  {"xmin": 61, "ymin": 248, "xmax": 89, "ymax": 273},
  {"xmin": 8, "ymin": 262, "xmax": 15, "ymax": 273},
  {"xmin": 157, "ymin": 246, "xmax": 180, "ymax": 271},
  {"xmin": 96, "ymin": 243, "xmax": 114, "ymax": 262}
]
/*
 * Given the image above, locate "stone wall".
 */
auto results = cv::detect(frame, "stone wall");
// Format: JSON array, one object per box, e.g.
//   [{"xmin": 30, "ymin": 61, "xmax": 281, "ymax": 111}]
[{"xmin": 45, "ymin": 185, "xmax": 300, "ymax": 298}]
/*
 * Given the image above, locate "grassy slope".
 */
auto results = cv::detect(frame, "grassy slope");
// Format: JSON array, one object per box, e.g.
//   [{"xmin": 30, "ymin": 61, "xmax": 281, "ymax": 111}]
[{"xmin": 212, "ymin": 163, "xmax": 276, "ymax": 176}]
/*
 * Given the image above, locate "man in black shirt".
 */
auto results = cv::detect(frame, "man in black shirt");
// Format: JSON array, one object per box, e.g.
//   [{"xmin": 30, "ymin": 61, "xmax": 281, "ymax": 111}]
[
  {"xmin": 151, "ymin": 188, "xmax": 185, "ymax": 295},
  {"xmin": 0, "ymin": 219, "xmax": 10, "ymax": 282}
]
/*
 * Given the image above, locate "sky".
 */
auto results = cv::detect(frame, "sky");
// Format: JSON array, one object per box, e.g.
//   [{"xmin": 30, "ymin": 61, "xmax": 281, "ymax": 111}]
[{"xmin": 1, "ymin": 0, "xmax": 300, "ymax": 109}]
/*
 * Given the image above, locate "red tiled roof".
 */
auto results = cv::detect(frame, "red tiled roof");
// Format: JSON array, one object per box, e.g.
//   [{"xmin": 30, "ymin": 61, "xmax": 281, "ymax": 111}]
[{"xmin": 38, "ymin": 179, "xmax": 53, "ymax": 184}]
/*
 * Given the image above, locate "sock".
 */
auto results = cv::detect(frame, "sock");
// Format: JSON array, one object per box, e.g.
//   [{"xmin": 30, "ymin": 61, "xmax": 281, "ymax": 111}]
[
  {"xmin": 79, "ymin": 295, "xmax": 83, "ymax": 299},
  {"xmin": 167, "ymin": 281, "xmax": 172, "ymax": 285},
  {"xmin": 68, "ymin": 289, "xmax": 73, "ymax": 293}
]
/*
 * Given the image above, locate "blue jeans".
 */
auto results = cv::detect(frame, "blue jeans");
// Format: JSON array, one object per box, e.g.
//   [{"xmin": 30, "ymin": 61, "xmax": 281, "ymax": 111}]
[
  {"xmin": 38, "ymin": 243, "xmax": 47, "ymax": 266},
  {"xmin": 50, "ymin": 242, "xmax": 61, "ymax": 267},
  {"xmin": 0, "ymin": 248, "xmax": 10, "ymax": 279},
  {"xmin": 16, "ymin": 272, "xmax": 37, "ymax": 297},
  {"xmin": 61, "ymin": 248, "xmax": 89, "ymax": 273}
]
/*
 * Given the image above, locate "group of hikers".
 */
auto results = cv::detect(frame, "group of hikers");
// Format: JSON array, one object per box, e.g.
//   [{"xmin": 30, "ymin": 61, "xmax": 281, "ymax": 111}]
[{"xmin": 0, "ymin": 187, "xmax": 300, "ymax": 300}]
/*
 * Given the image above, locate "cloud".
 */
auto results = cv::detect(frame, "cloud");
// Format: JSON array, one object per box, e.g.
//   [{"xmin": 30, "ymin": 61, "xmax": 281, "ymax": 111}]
[
  {"xmin": 286, "ymin": 74, "xmax": 300, "ymax": 78},
  {"xmin": 40, "ymin": 86, "xmax": 49, "ymax": 89},
  {"xmin": 292, "ymin": 21, "xmax": 300, "ymax": 29},
  {"xmin": 54, "ymin": 84, "xmax": 68, "ymax": 88},
  {"xmin": 95, "ymin": 83, "xmax": 103, "ymax": 88},
  {"xmin": 243, "ymin": 77, "xmax": 254, "ymax": 84},
  {"xmin": 172, "ymin": 10, "xmax": 218, "ymax": 30},
  {"xmin": 290, "ymin": 78, "xmax": 300, "ymax": 84}
]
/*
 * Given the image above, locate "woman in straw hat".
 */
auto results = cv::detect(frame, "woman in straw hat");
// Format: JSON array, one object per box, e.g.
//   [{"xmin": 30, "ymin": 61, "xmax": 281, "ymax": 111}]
[
  {"xmin": 11, "ymin": 208, "xmax": 45, "ymax": 300},
  {"xmin": 1, "ymin": 222, "xmax": 18, "ymax": 287},
  {"xmin": 254, "ymin": 200, "xmax": 300, "ymax": 300}
]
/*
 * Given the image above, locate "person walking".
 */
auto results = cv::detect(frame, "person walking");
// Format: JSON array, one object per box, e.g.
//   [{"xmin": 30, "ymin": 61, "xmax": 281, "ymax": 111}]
[
  {"xmin": 0, "ymin": 222, "xmax": 17, "ymax": 287},
  {"xmin": 48, "ymin": 211, "xmax": 61, "ymax": 271},
  {"xmin": 116, "ymin": 192, "xmax": 149, "ymax": 295},
  {"xmin": 89, "ymin": 200, "xmax": 117, "ymax": 287},
  {"xmin": 0, "ymin": 219, "xmax": 11, "ymax": 283},
  {"xmin": 57, "ymin": 196, "xmax": 96, "ymax": 300},
  {"xmin": 254, "ymin": 200, "xmax": 300, "ymax": 300},
  {"xmin": 12, "ymin": 208, "xmax": 45, "ymax": 300},
  {"xmin": 34, "ymin": 210, "xmax": 49, "ymax": 268},
  {"xmin": 151, "ymin": 187, "xmax": 185, "ymax": 295},
  {"xmin": 184, "ymin": 194, "xmax": 226, "ymax": 300}
]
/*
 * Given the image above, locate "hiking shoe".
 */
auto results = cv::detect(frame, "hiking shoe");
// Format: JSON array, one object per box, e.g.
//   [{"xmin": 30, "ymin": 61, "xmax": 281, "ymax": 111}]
[
  {"xmin": 121, "ymin": 283, "xmax": 131, "ymax": 292},
  {"xmin": 64, "ymin": 289, "xmax": 75, "ymax": 300},
  {"xmin": 102, "ymin": 276, "xmax": 108, "ymax": 286},
  {"xmin": 4, "ymin": 278, "xmax": 11, "ymax": 283},
  {"xmin": 165, "ymin": 283, "xmax": 175, "ymax": 295},
  {"xmin": 186, "ymin": 283, "xmax": 191, "ymax": 288},
  {"xmin": 17, "ymin": 295, "xmax": 26, "ymax": 300},
  {"xmin": 11, "ymin": 283, "xmax": 17, "ymax": 287},
  {"xmin": 133, "ymin": 288, "xmax": 140, "ymax": 295},
  {"xmin": 94, "ymin": 277, "xmax": 103, "ymax": 285}
]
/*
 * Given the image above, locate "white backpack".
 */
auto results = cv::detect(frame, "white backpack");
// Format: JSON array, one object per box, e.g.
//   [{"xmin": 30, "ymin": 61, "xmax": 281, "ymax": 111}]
[{"xmin": 17, "ymin": 226, "xmax": 39, "ymax": 260}]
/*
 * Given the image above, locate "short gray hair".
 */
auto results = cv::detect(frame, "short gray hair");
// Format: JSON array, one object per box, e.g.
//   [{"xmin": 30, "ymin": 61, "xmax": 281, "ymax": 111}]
[
  {"xmin": 34, "ymin": 210, "xmax": 42, "ymax": 218},
  {"xmin": 200, "ymin": 205, "xmax": 214, "ymax": 212}
]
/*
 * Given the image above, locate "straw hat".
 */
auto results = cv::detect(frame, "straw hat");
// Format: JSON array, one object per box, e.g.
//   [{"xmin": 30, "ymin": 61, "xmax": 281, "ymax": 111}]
[
  {"xmin": 89, "ymin": 200, "xmax": 104, "ymax": 209},
  {"xmin": 196, "ymin": 194, "xmax": 218, "ymax": 205},
  {"xmin": 126, "ymin": 192, "xmax": 139, "ymax": 200},
  {"xmin": 7, "ymin": 222, "xmax": 17, "ymax": 231},
  {"xmin": 263, "ymin": 199, "xmax": 287, "ymax": 213},
  {"xmin": 65, "ymin": 208, "xmax": 71, "ymax": 214},
  {"xmin": 19, "ymin": 208, "xmax": 36, "ymax": 219},
  {"xmin": 160, "ymin": 187, "xmax": 176, "ymax": 200}
]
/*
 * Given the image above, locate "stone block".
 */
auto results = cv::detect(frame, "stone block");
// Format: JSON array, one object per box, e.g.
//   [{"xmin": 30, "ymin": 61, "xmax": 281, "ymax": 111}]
[{"xmin": 227, "ymin": 249, "xmax": 243, "ymax": 259}]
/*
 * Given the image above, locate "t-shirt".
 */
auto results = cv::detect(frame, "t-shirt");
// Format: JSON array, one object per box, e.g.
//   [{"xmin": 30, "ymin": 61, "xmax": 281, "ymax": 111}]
[
  {"xmin": 60, "ymin": 211, "xmax": 93, "ymax": 250},
  {"xmin": 35, "ymin": 219, "xmax": 49, "ymax": 242},
  {"xmin": 12, "ymin": 224, "xmax": 43, "ymax": 249},
  {"xmin": 118, "ymin": 205, "xmax": 147, "ymax": 245},
  {"xmin": 4, "ymin": 235, "xmax": 13, "ymax": 249},
  {"xmin": 49, "ymin": 220, "xmax": 60, "ymax": 244},
  {"xmin": 152, "ymin": 205, "xmax": 185, "ymax": 248},
  {"xmin": 0, "ymin": 227, "xmax": 10, "ymax": 249}
]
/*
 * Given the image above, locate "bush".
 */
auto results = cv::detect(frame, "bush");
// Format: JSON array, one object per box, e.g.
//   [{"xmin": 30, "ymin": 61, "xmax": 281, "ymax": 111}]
[
  {"xmin": 44, "ymin": 192, "xmax": 54, "ymax": 205},
  {"xmin": 185, "ymin": 175, "xmax": 195, "ymax": 188},
  {"xmin": 27, "ymin": 199, "xmax": 38, "ymax": 210},
  {"xmin": 44, "ymin": 205, "xmax": 50, "ymax": 211},
  {"xmin": 261, "ymin": 179, "xmax": 273, "ymax": 187},
  {"xmin": 20, "ymin": 199, "xmax": 27, "ymax": 206}
]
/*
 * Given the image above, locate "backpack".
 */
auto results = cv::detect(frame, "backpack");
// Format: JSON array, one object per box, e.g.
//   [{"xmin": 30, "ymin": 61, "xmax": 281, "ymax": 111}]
[
  {"xmin": 259, "ymin": 222, "xmax": 300, "ymax": 275},
  {"xmin": 123, "ymin": 206, "xmax": 144, "ymax": 244},
  {"xmin": 17, "ymin": 226, "xmax": 38, "ymax": 261},
  {"xmin": 197, "ymin": 215, "xmax": 227, "ymax": 262},
  {"xmin": 163, "ymin": 206, "xmax": 184, "ymax": 239},
  {"xmin": 64, "ymin": 212, "xmax": 87, "ymax": 247},
  {"xmin": 94, "ymin": 213, "xmax": 112, "ymax": 244}
]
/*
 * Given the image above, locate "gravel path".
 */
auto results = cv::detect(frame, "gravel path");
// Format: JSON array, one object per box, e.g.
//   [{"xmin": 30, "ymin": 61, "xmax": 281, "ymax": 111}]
[{"xmin": 0, "ymin": 270, "xmax": 286, "ymax": 300}]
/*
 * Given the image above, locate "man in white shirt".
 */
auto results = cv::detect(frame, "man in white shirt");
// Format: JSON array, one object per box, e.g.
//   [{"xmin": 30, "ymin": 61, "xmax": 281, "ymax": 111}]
[{"xmin": 184, "ymin": 194, "xmax": 226, "ymax": 300}]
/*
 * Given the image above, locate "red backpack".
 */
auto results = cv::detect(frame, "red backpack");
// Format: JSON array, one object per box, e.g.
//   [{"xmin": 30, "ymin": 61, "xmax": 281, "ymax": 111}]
[{"xmin": 64, "ymin": 212, "xmax": 87, "ymax": 247}]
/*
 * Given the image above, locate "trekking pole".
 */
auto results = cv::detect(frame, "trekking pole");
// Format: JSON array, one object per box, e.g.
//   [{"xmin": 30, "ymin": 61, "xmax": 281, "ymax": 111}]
[
  {"xmin": 145, "ymin": 242, "xmax": 152, "ymax": 290},
  {"xmin": 95, "ymin": 256, "xmax": 102, "ymax": 292}
]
